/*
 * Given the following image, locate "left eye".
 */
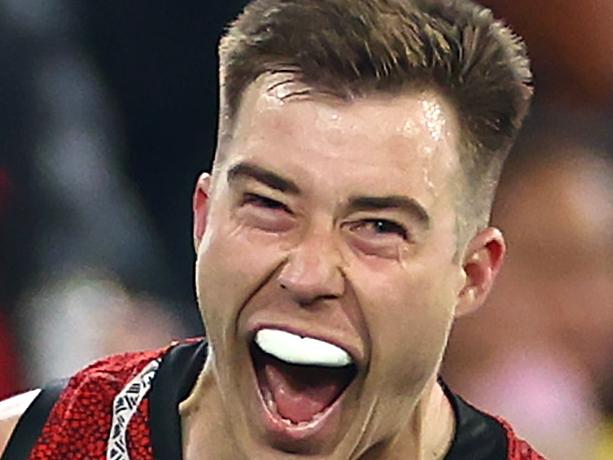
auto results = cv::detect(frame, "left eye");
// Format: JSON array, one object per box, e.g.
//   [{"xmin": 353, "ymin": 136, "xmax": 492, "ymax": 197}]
[{"xmin": 353, "ymin": 219, "xmax": 408, "ymax": 239}]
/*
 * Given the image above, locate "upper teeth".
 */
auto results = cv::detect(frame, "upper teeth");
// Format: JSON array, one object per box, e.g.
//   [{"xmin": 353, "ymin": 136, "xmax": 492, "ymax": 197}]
[{"xmin": 254, "ymin": 328, "xmax": 353, "ymax": 367}]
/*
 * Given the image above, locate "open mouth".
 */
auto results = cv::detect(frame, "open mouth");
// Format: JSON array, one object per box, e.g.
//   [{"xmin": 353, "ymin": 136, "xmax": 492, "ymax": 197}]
[{"xmin": 250, "ymin": 328, "xmax": 358, "ymax": 427}]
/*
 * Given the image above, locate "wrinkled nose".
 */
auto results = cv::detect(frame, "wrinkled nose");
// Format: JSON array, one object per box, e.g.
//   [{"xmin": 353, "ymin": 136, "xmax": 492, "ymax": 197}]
[{"xmin": 277, "ymin": 232, "xmax": 345, "ymax": 305}]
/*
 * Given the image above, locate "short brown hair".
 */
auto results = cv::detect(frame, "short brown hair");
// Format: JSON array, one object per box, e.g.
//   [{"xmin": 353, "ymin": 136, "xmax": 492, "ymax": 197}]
[{"xmin": 218, "ymin": 0, "xmax": 533, "ymax": 227}]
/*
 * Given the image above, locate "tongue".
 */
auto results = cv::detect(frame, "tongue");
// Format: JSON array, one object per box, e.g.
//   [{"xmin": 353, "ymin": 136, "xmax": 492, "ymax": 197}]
[{"xmin": 263, "ymin": 355, "xmax": 352, "ymax": 423}]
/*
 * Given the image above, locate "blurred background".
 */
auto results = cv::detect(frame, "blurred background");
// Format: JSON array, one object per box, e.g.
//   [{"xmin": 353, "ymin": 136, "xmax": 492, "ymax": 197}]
[{"xmin": 0, "ymin": 1, "xmax": 611, "ymax": 458}]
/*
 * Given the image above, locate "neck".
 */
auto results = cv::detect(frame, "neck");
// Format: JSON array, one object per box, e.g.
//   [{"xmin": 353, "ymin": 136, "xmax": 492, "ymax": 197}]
[
  {"xmin": 180, "ymin": 368, "xmax": 455, "ymax": 460},
  {"xmin": 410, "ymin": 379, "xmax": 455, "ymax": 460},
  {"xmin": 180, "ymin": 359, "xmax": 246, "ymax": 460},
  {"xmin": 360, "ymin": 379, "xmax": 455, "ymax": 460}
]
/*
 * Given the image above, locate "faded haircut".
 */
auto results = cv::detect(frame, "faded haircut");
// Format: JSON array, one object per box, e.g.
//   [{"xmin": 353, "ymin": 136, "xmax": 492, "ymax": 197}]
[{"xmin": 217, "ymin": 0, "xmax": 533, "ymax": 229}]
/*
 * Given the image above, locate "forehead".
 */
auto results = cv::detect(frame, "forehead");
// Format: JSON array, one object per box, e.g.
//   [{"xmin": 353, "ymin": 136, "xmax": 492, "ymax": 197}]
[{"xmin": 222, "ymin": 75, "xmax": 461, "ymax": 204}]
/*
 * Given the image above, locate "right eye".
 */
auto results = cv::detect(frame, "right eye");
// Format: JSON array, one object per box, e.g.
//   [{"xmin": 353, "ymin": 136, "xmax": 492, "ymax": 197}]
[
  {"xmin": 237, "ymin": 193, "xmax": 294, "ymax": 233},
  {"xmin": 242, "ymin": 193, "xmax": 290, "ymax": 212}
]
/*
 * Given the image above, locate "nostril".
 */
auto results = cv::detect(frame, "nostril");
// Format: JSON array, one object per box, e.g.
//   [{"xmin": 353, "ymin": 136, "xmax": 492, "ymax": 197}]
[{"xmin": 276, "ymin": 252, "xmax": 346, "ymax": 303}]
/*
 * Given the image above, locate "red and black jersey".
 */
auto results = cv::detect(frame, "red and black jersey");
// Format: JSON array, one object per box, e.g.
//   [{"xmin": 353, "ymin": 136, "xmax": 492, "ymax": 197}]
[{"xmin": 2, "ymin": 338, "xmax": 545, "ymax": 459}]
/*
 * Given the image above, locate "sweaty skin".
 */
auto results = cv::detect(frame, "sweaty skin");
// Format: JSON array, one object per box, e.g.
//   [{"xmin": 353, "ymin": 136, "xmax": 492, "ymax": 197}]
[
  {"xmin": 0, "ymin": 75, "xmax": 504, "ymax": 459},
  {"xmin": 181, "ymin": 75, "xmax": 505, "ymax": 460}
]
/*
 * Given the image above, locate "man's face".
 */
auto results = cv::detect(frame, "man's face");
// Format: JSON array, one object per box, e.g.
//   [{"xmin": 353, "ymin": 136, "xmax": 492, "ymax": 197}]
[{"xmin": 194, "ymin": 77, "xmax": 468, "ymax": 458}]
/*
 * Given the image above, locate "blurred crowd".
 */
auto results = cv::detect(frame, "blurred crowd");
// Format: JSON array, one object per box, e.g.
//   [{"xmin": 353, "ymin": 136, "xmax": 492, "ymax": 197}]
[{"xmin": 1, "ymin": 1, "xmax": 612, "ymax": 458}]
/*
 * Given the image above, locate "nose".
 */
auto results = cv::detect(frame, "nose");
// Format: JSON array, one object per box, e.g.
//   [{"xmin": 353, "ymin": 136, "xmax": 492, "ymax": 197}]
[{"xmin": 277, "ymin": 230, "xmax": 345, "ymax": 305}]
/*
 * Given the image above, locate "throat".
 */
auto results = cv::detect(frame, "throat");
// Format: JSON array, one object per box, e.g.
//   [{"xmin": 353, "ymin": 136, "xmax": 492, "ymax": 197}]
[{"xmin": 180, "ymin": 360, "xmax": 248, "ymax": 460}]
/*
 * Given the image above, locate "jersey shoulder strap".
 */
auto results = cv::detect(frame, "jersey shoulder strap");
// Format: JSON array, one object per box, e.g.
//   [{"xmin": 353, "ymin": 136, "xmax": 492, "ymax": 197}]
[{"xmin": 1, "ymin": 380, "xmax": 68, "ymax": 460}]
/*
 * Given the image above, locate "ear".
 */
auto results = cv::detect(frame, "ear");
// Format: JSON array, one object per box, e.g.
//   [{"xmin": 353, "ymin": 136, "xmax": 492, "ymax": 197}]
[
  {"xmin": 192, "ymin": 173, "xmax": 212, "ymax": 252},
  {"xmin": 455, "ymin": 227, "xmax": 506, "ymax": 318}
]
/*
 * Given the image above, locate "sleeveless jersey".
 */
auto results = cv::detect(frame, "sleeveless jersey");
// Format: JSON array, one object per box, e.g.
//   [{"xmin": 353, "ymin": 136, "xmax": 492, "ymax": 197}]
[{"xmin": 2, "ymin": 338, "xmax": 545, "ymax": 459}]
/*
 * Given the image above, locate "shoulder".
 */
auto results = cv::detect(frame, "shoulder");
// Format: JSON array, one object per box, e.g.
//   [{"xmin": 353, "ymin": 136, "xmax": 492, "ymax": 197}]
[
  {"xmin": 77, "ymin": 346, "xmax": 171, "ymax": 379},
  {"xmin": 0, "ymin": 343, "xmax": 187, "ymax": 458},
  {"xmin": 41, "ymin": 346, "xmax": 173, "ymax": 418},
  {"xmin": 0, "ymin": 390, "xmax": 41, "ymax": 455}
]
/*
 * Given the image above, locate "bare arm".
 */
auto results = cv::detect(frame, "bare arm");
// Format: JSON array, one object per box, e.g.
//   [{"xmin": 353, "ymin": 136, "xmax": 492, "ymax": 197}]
[{"xmin": 0, "ymin": 390, "xmax": 40, "ymax": 455}]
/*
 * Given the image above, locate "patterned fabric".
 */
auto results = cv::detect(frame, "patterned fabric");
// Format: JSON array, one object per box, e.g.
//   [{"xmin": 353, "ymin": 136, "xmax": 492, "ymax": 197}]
[
  {"xmin": 498, "ymin": 418, "xmax": 546, "ymax": 460},
  {"xmin": 22, "ymin": 339, "xmax": 545, "ymax": 459},
  {"xmin": 27, "ymin": 347, "xmax": 170, "ymax": 460},
  {"xmin": 107, "ymin": 359, "xmax": 161, "ymax": 460}
]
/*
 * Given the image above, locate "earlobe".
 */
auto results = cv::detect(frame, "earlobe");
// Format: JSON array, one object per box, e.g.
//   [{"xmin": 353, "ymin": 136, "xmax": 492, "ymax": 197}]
[
  {"xmin": 193, "ymin": 173, "xmax": 212, "ymax": 252},
  {"xmin": 455, "ymin": 227, "xmax": 506, "ymax": 318}
]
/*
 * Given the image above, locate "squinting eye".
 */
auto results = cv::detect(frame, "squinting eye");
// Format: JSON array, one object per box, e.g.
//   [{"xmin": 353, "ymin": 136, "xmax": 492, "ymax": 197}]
[
  {"xmin": 242, "ymin": 193, "xmax": 290, "ymax": 212},
  {"xmin": 354, "ymin": 219, "xmax": 408, "ymax": 240}
]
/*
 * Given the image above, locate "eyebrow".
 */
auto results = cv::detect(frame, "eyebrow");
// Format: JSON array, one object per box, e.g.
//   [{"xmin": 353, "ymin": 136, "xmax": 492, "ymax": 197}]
[
  {"xmin": 227, "ymin": 162, "xmax": 301, "ymax": 194},
  {"xmin": 347, "ymin": 195, "xmax": 431, "ymax": 229},
  {"xmin": 226, "ymin": 162, "xmax": 430, "ymax": 228}
]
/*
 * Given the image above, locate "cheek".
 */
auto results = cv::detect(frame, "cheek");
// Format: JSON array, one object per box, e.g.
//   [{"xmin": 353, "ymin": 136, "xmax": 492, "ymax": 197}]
[
  {"xmin": 351, "ymin": 263, "xmax": 456, "ymax": 383},
  {"xmin": 195, "ymin": 217, "xmax": 287, "ymax": 326}
]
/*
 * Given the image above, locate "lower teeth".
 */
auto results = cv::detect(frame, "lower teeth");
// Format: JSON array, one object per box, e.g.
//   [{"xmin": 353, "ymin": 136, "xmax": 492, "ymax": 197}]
[{"xmin": 263, "ymin": 387, "xmax": 277, "ymax": 413}]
